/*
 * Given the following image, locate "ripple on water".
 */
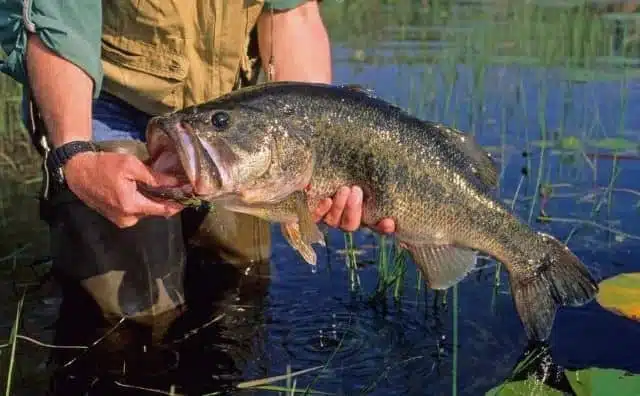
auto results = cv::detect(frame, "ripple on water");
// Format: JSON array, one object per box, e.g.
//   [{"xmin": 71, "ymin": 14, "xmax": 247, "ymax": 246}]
[{"xmin": 260, "ymin": 282, "xmax": 455, "ymax": 393}]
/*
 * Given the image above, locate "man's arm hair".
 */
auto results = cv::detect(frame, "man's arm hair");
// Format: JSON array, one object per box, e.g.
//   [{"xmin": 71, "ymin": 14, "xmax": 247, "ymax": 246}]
[{"xmin": 26, "ymin": 34, "xmax": 94, "ymax": 147}]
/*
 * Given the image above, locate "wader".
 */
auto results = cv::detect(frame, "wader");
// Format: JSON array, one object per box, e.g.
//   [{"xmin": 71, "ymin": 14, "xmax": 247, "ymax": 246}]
[{"xmin": 26, "ymin": 0, "xmax": 273, "ymax": 327}]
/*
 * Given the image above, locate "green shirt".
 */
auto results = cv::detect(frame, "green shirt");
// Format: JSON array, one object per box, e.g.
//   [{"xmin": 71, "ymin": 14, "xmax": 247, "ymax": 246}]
[{"xmin": 0, "ymin": 0, "xmax": 307, "ymax": 98}]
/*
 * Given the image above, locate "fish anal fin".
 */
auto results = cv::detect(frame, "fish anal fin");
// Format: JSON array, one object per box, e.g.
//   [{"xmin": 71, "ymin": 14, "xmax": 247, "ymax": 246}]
[{"xmin": 405, "ymin": 243, "xmax": 478, "ymax": 290}]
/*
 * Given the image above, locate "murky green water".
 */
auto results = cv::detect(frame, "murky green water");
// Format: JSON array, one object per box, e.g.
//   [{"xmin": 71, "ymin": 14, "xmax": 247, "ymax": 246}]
[{"xmin": 1, "ymin": 1, "xmax": 640, "ymax": 395}]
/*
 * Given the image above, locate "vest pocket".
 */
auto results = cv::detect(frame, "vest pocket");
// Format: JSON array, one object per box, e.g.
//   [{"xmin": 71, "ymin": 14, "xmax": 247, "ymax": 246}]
[{"xmin": 101, "ymin": 33, "xmax": 189, "ymax": 114}]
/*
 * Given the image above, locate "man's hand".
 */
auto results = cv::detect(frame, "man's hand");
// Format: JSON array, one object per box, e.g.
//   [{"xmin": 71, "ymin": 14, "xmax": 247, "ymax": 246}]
[
  {"xmin": 63, "ymin": 151, "xmax": 184, "ymax": 228},
  {"xmin": 312, "ymin": 186, "xmax": 396, "ymax": 234}
]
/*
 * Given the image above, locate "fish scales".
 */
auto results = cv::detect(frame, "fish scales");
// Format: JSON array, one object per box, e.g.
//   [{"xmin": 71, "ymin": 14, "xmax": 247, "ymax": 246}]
[{"xmin": 243, "ymin": 85, "xmax": 513, "ymax": 254}]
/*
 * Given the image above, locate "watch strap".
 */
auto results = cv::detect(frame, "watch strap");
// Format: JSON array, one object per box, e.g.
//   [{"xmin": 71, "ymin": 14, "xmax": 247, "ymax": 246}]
[{"xmin": 46, "ymin": 141, "xmax": 97, "ymax": 184}]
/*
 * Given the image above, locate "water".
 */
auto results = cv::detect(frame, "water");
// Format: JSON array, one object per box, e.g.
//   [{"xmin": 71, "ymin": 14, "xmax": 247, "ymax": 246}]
[{"xmin": 2, "ymin": 1, "xmax": 640, "ymax": 395}]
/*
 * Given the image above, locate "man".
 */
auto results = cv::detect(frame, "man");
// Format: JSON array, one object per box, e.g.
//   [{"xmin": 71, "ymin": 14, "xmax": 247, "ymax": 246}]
[{"xmin": 0, "ymin": 0, "xmax": 395, "ymax": 321}]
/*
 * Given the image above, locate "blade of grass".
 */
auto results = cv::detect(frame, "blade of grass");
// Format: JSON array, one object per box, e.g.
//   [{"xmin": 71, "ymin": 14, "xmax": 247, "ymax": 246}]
[
  {"xmin": 236, "ymin": 365, "xmax": 325, "ymax": 389},
  {"xmin": 4, "ymin": 289, "xmax": 25, "ymax": 396},
  {"xmin": 452, "ymin": 283, "xmax": 458, "ymax": 396}
]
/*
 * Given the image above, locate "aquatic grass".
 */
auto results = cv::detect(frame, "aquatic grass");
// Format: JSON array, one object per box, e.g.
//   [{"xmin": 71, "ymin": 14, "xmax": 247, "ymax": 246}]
[
  {"xmin": 525, "ymin": 73, "xmax": 550, "ymax": 225},
  {"xmin": 374, "ymin": 234, "xmax": 390, "ymax": 299},
  {"xmin": 0, "ymin": 71, "xmax": 24, "ymax": 143},
  {"xmin": 562, "ymin": 154, "xmax": 622, "ymax": 246},
  {"xmin": 3, "ymin": 288, "xmax": 25, "ymax": 396},
  {"xmin": 536, "ymin": 216, "xmax": 640, "ymax": 243},
  {"xmin": 343, "ymin": 232, "xmax": 361, "ymax": 292},
  {"xmin": 235, "ymin": 364, "xmax": 325, "ymax": 391},
  {"xmin": 451, "ymin": 283, "xmax": 459, "ymax": 396},
  {"xmin": 369, "ymin": 234, "xmax": 411, "ymax": 305},
  {"xmin": 111, "ymin": 364, "xmax": 332, "ymax": 396}
]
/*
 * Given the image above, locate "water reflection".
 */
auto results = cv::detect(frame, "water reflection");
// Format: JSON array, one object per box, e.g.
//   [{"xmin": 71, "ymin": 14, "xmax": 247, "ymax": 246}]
[{"xmin": 46, "ymin": 246, "xmax": 271, "ymax": 395}]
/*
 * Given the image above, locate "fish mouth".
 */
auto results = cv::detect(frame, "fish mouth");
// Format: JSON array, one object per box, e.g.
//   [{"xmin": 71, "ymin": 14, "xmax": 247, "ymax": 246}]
[{"xmin": 143, "ymin": 117, "xmax": 224, "ymax": 202}]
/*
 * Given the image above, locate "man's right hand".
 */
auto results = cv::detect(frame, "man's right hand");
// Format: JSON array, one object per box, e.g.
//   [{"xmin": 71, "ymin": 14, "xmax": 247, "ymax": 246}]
[{"xmin": 63, "ymin": 151, "xmax": 185, "ymax": 228}]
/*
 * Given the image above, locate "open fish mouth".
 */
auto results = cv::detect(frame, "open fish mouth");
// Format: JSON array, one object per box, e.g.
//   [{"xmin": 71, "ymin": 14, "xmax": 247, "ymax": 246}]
[{"xmin": 141, "ymin": 117, "xmax": 222, "ymax": 203}]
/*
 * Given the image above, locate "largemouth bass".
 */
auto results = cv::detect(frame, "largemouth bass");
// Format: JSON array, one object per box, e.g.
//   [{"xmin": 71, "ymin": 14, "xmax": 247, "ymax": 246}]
[{"xmin": 135, "ymin": 81, "xmax": 598, "ymax": 341}]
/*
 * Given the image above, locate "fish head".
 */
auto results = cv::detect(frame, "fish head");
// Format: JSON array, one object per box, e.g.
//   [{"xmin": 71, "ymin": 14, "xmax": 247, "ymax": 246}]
[{"xmin": 144, "ymin": 99, "xmax": 315, "ymax": 204}]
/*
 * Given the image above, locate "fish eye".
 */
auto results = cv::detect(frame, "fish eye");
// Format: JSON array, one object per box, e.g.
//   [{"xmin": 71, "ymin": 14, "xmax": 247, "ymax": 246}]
[{"xmin": 211, "ymin": 111, "xmax": 230, "ymax": 130}]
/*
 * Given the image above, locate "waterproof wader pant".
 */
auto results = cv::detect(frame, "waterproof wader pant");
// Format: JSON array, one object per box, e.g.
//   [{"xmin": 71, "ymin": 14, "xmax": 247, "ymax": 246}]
[{"xmin": 26, "ymin": 91, "xmax": 272, "ymax": 325}]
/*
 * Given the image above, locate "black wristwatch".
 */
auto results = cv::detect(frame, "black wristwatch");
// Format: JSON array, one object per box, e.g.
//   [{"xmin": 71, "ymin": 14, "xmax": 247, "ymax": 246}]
[{"xmin": 46, "ymin": 141, "xmax": 97, "ymax": 185}]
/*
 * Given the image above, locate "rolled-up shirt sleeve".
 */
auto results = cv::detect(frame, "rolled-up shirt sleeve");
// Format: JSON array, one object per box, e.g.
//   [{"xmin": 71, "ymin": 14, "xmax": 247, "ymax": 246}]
[
  {"xmin": 0, "ymin": 0, "xmax": 103, "ymax": 97},
  {"xmin": 264, "ymin": 0, "xmax": 314, "ymax": 10}
]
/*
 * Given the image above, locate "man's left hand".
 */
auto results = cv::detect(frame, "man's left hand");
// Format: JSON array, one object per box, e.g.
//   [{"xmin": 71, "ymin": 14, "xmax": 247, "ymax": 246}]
[
  {"xmin": 258, "ymin": 5, "xmax": 394, "ymax": 234},
  {"xmin": 312, "ymin": 186, "xmax": 396, "ymax": 234}
]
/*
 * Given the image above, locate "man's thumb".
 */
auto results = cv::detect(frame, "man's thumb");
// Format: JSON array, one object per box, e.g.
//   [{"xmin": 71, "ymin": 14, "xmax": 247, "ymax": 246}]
[{"xmin": 125, "ymin": 156, "xmax": 179, "ymax": 187}]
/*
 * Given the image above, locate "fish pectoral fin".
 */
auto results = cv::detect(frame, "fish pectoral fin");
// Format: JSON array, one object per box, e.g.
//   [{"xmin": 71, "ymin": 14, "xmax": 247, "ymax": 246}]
[
  {"xmin": 280, "ymin": 191, "xmax": 326, "ymax": 266},
  {"xmin": 281, "ymin": 222, "xmax": 319, "ymax": 266},
  {"xmin": 291, "ymin": 191, "xmax": 326, "ymax": 247},
  {"xmin": 404, "ymin": 243, "xmax": 478, "ymax": 290}
]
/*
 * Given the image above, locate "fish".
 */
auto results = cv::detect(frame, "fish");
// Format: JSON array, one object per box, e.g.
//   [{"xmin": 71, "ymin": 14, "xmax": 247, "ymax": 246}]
[{"xmin": 133, "ymin": 81, "xmax": 598, "ymax": 341}]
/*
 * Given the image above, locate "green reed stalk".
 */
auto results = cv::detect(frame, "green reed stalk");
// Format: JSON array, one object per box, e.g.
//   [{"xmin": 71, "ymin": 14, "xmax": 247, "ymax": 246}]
[
  {"xmin": 4, "ymin": 289, "xmax": 25, "ymax": 396},
  {"xmin": 527, "ymin": 78, "xmax": 549, "ymax": 225},
  {"xmin": 343, "ymin": 232, "xmax": 361, "ymax": 292},
  {"xmin": 452, "ymin": 283, "xmax": 458, "ymax": 396}
]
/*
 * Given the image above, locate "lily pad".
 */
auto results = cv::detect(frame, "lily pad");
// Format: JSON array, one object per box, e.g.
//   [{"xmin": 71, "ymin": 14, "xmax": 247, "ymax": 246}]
[
  {"xmin": 596, "ymin": 272, "xmax": 640, "ymax": 322},
  {"xmin": 487, "ymin": 369, "xmax": 640, "ymax": 396},
  {"xmin": 485, "ymin": 375, "xmax": 564, "ymax": 396},
  {"xmin": 566, "ymin": 368, "xmax": 640, "ymax": 396}
]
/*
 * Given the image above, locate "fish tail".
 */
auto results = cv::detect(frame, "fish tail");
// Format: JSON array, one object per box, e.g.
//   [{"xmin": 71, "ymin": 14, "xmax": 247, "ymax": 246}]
[{"xmin": 509, "ymin": 232, "xmax": 598, "ymax": 341}]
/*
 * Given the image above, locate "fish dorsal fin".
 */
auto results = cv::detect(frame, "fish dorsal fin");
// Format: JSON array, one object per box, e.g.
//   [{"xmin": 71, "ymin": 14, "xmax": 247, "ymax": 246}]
[
  {"xmin": 340, "ymin": 84, "xmax": 375, "ymax": 96},
  {"xmin": 437, "ymin": 124, "xmax": 499, "ymax": 189},
  {"xmin": 404, "ymin": 243, "xmax": 478, "ymax": 290}
]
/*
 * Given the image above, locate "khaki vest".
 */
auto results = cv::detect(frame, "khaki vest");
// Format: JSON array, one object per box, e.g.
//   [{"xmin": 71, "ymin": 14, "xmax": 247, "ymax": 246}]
[
  {"xmin": 100, "ymin": 0, "xmax": 265, "ymax": 116},
  {"xmin": 100, "ymin": 0, "xmax": 272, "ymax": 269}
]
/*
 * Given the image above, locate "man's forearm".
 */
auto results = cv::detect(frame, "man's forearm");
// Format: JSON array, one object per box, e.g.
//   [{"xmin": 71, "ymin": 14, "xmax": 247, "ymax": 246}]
[
  {"xmin": 257, "ymin": 0, "xmax": 332, "ymax": 83},
  {"xmin": 26, "ymin": 34, "xmax": 94, "ymax": 147}
]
